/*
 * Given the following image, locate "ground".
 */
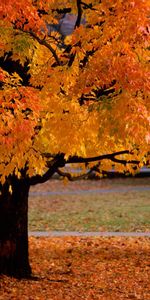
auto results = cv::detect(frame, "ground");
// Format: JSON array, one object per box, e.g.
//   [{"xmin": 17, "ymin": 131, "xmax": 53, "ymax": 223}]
[
  {"xmin": 0, "ymin": 177, "xmax": 150, "ymax": 299},
  {"xmin": 0, "ymin": 237, "xmax": 150, "ymax": 299}
]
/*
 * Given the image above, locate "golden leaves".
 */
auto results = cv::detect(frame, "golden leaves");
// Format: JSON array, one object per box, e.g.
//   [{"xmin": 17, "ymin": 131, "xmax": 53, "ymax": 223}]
[{"xmin": 0, "ymin": 0, "xmax": 150, "ymax": 181}]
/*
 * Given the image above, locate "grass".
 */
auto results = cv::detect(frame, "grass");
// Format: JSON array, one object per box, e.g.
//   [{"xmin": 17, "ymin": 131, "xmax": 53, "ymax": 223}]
[{"xmin": 29, "ymin": 187, "xmax": 150, "ymax": 232}]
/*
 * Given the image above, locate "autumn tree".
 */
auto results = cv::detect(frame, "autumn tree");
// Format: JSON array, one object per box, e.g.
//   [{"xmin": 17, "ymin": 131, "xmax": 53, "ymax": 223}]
[{"xmin": 0, "ymin": 0, "xmax": 149, "ymax": 278}]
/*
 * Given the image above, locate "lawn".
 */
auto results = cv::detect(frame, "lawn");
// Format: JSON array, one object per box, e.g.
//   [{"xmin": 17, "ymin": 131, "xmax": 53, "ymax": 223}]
[{"xmin": 29, "ymin": 177, "xmax": 150, "ymax": 232}]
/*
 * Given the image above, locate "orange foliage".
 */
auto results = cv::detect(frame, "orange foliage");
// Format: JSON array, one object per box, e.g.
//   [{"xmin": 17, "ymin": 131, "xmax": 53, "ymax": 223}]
[
  {"xmin": 0, "ymin": 0, "xmax": 150, "ymax": 181},
  {"xmin": 0, "ymin": 237, "xmax": 150, "ymax": 299}
]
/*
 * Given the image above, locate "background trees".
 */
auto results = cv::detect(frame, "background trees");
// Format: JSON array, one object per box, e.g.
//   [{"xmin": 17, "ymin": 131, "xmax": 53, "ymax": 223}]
[{"xmin": 0, "ymin": 0, "xmax": 149, "ymax": 277}]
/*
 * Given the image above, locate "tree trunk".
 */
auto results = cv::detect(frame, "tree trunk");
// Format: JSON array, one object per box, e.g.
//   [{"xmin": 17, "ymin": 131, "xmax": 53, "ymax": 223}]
[{"xmin": 0, "ymin": 176, "xmax": 31, "ymax": 278}]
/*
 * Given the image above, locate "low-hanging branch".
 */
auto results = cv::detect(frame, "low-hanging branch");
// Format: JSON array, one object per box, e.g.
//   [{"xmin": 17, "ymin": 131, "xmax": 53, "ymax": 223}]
[
  {"xmin": 43, "ymin": 150, "xmax": 140, "ymax": 165},
  {"xmin": 28, "ymin": 153, "xmax": 65, "ymax": 185},
  {"xmin": 39, "ymin": 149, "xmax": 140, "ymax": 183},
  {"xmin": 66, "ymin": 150, "xmax": 140, "ymax": 165}
]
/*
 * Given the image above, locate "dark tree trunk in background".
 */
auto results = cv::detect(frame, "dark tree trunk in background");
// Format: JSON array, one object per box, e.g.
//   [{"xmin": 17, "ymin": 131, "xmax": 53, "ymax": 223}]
[{"xmin": 0, "ymin": 176, "xmax": 31, "ymax": 278}]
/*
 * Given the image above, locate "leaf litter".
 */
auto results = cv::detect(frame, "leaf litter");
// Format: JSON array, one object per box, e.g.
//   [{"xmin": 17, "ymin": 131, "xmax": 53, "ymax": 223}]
[{"xmin": 0, "ymin": 237, "xmax": 150, "ymax": 299}]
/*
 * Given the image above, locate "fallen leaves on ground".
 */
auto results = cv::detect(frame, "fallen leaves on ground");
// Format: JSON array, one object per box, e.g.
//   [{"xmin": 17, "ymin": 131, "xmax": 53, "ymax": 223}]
[{"xmin": 0, "ymin": 237, "xmax": 150, "ymax": 300}]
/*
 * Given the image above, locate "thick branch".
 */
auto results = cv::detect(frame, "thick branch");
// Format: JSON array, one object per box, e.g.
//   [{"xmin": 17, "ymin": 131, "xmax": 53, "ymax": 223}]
[
  {"xmin": 66, "ymin": 150, "xmax": 139, "ymax": 164},
  {"xmin": 29, "ymin": 149, "xmax": 140, "ymax": 184},
  {"xmin": 43, "ymin": 150, "xmax": 140, "ymax": 165},
  {"xmin": 56, "ymin": 149, "xmax": 140, "ymax": 180},
  {"xmin": 43, "ymin": 149, "xmax": 139, "ymax": 178},
  {"xmin": 29, "ymin": 154, "xmax": 65, "ymax": 185}
]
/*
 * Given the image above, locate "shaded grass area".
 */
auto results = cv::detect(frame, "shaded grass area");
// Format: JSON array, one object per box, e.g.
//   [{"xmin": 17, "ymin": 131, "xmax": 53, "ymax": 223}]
[{"xmin": 29, "ymin": 189, "xmax": 150, "ymax": 232}]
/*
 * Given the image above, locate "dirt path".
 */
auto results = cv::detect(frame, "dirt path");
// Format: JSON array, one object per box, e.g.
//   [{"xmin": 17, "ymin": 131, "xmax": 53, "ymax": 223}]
[
  {"xmin": 30, "ymin": 177, "xmax": 150, "ymax": 196},
  {"xmin": 29, "ymin": 231, "xmax": 150, "ymax": 237},
  {"xmin": 30, "ymin": 185, "xmax": 150, "ymax": 196}
]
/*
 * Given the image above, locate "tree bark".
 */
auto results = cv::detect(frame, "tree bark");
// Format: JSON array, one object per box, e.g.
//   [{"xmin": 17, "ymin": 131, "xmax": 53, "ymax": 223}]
[{"xmin": 0, "ymin": 176, "xmax": 31, "ymax": 278}]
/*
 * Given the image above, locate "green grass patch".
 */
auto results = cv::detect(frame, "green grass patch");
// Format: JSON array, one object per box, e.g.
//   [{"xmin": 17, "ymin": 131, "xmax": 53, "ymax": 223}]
[{"xmin": 29, "ymin": 189, "xmax": 150, "ymax": 232}]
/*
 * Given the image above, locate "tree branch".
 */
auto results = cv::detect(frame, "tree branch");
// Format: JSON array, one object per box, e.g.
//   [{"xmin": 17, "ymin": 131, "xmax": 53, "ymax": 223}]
[
  {"xmin": 56, "ymin": 168, "xmax": 92, "ymax": 181},
  {"xmin": 29, "ymin": 149, "xmax": 140, "ymax": 185},
  {"xmin": 43, "ymin": 150, "xmax": 140, "ymax": 165},
  {"xmin": 66, "ymin": 150, "xmax": 139, "ymax": 164},
  {"xmin": 56, "ymin": 149, "xmax": 140, "ymax": 181},
  {"xmin": 29, "ymin": 31, "xmax": 62, "ymax": 66},
  {"xmin": 14, "ymin": 26, "xmax": 62, "ymax": 66},
  {"xmin": 29, "ymin": 154, "xmax": 65, "ymax": 185},
  {"xmin": 75, "ymin": 0, "xmax": 82, "ymax": 29},
  {"xmin": 68, "ymin": 0, "xmax": 83, "ymax": 67},
  {"xmin": 110, "ymin": 156, "xmax": 139, "ymax": 165},
  {"xmin": 81, "ymin": 1, "xmax": 96, "ymax": 11}
]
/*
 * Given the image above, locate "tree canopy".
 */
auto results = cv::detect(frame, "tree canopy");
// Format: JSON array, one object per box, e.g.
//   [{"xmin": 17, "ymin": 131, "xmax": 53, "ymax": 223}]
[{"xmin": 0, "ymin": 0, "xmax": 150, "ymax": 183}]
